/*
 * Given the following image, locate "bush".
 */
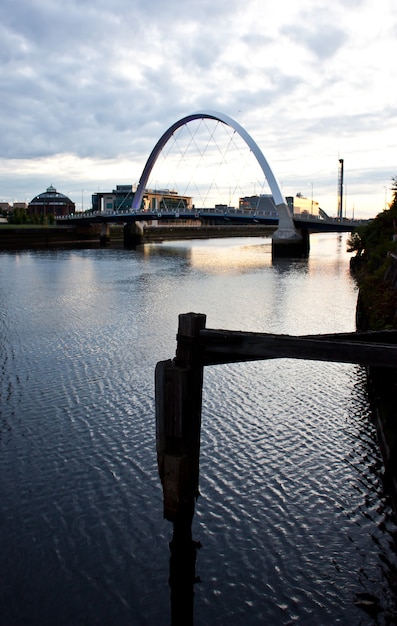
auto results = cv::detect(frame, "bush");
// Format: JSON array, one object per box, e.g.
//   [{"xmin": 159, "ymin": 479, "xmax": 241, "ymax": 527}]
[{"xmin": 351, "ymin": 178, "xmax": 397, "ymax": 329}]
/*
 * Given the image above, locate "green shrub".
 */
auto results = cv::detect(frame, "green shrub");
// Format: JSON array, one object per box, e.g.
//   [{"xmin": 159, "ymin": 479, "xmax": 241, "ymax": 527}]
[{"xmin": 351, "ymin": 177, "xmax": 397, "ymax": 329}]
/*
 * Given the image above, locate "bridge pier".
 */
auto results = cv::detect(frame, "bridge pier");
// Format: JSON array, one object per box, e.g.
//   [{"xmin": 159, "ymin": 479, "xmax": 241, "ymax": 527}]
[
  {"xmin": 124, "ymin": 221, "xmax": 145, "ymax": 247},
  {"xmin": 272, "ymin": 227, "xmax": 310, "ymax": 258},
  {"xmin": 271, "ymin": 202, "xmax": 309, "ymax": 258},
  {"xmin": 99, "ymin": 223, "xmax": 110, "ymax": 246}
]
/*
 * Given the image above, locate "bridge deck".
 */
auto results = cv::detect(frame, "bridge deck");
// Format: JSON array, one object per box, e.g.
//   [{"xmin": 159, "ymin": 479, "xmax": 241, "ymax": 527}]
[{"xmin": 57, "ymin": 208, "xmax": 366, "ymax": 233}]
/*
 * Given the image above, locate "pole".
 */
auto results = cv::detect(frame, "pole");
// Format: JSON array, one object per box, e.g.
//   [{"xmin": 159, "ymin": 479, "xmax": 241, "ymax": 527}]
[
  {"xmin": 155, "ymin": 313, "xmax": 206, "ymax": 626},
  {"xmin": 338, "ymin": 159, "xmax": 344, "ymax": 221},
  {"xmin": 155, "ymin": 313, "xmax": 206, "ymax": 522}
]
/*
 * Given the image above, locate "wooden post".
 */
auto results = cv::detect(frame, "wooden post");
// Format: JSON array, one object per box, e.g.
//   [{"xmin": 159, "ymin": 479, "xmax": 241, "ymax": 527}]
[
  {"xmin": 155, "ymin": 315, "xmax": 397, "ymax": 624},
  {"xmin": 155, "ymin": 313, "xmax": 206, "ymax": 523},
  {"xmin": 155, "ymin": 314, "xmax": 206, "ymax": 626}
]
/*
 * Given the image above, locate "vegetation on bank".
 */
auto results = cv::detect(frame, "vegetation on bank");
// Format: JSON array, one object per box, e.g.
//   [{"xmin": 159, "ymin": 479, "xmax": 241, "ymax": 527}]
[
  {"xmin": 0, "ymin": 223, "xmax": 60, "ymax": 229},
  {"xmin": 348, "ymin": 177, "xmax": 397, "ymax": 330},
  {"xmin": 348, "ymin": 179, "xmax": 397, "ymax": 518},
  {"xmin": 5, "ymin": 207, "xmax": 55, "ymax": 225}
]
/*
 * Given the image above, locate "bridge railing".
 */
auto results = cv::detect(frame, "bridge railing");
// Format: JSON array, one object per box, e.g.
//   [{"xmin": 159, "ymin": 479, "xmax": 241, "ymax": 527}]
[
  {"xmin": 57, "ymin": 207, "xmax": 365, "ymax": 230},
  {"xmin": 58, "ymin": 207, "xmax": 281, "ymax": 220}
]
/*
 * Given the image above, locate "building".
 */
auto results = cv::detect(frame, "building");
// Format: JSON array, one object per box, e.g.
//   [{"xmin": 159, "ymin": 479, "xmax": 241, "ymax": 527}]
[
  {"xmin": 239, "ymin": 194, "xmax": 278, "ymax": 214},
  {"xmin": 0, "ymin": 202, "xmax": 11, "ymax": 216},
  {"xmin": 286, "ymin": 193, "xmax": 320, "ymax": 217},
  {"xmin": 13, "ymin": 202, "xmax": 28, "ymax": 211},
  {"xmin": 91, "ymin": 185, "xmax": 135, "ymax": 213},
  {"xmin": 143, "ymin": 188, "xmax": 192, "ymax": 212},
  {"xmin": 28, "ymin": 185, "xmax": 75, "ymax": 217},
  {"xmin": 1, "ymin": 202, "xmax": 28, "ymax": 223},
  {"xmin": 240, "ymin": 193, "xmax": 321, "ymax": 217},
  {"xmin": 91, "ymin": 185, "xmax": 193, "ymax": 213}
]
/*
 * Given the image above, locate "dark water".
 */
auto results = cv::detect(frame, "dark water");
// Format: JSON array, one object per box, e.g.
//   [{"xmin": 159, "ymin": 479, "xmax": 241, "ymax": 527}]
[{"xmin": 1, "ymin": 233, "xmax": 396, "ymax": 625}]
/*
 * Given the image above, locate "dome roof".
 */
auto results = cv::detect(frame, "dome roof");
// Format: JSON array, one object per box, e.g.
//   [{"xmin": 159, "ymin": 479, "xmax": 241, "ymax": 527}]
[{"xmin": 30, "ymin": 185, "xmax": 73, "ymax": 205}]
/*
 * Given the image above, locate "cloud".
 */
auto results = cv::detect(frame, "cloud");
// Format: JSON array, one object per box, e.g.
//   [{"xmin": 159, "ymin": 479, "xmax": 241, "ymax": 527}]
[
  {"xmin": 283, "ymin": 22, "xmax": 347, "ymax": 60},
  {"xmin": 0, "ymin": 0, "xmax": 395, "ymax": 217}
]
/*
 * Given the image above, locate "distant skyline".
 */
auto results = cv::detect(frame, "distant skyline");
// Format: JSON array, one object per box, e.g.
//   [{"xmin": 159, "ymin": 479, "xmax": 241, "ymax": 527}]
[{"xmin": 1, "ymin": 0, "xmax": 396, "ymax": 218}]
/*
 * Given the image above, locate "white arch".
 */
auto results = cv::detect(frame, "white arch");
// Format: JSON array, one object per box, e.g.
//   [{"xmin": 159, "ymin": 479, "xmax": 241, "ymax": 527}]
[{"xmin": 132, "ymin": 111, "xmax": 299, "ymax": 237}]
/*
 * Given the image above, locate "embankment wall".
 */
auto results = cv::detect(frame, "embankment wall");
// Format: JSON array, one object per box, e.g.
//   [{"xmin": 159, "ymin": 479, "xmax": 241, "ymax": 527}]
[
  {"xmin": 355, "ymin": 252, "xmax": 397, "ymax": 512},
  {"xmin": 0, "ymin": 223, "xmax": 275, "ymax": 249},
  {"xmin": 0, "ymin": 225, "xmax": 100, "ymax": 249}
]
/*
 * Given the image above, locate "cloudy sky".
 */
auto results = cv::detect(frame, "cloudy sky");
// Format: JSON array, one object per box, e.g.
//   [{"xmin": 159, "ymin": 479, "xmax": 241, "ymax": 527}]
[{"xmin": 0, "ymin": 0, "xmax": 396, "ymax": 218}]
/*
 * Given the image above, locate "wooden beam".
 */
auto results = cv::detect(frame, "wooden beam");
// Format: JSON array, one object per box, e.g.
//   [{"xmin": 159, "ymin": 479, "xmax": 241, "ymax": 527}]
[
  {"xmin": 196, "ymin": 329, "xmax": 397, "ymax": 368},
  {"xmin": 156, "ymin": 316, "xmax": 397, "ymax": 526}
]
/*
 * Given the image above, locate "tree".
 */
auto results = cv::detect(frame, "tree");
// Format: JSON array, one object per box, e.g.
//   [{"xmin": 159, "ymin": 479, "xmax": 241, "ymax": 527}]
[
  {"xmin": 347, "ymin": 229, "xmax": 365, "ymax": 256},
  {"xmin": 351, "ymin": 176, "xmax": 397, "ymax": 329},
  {"xmin": 10, "ymin": 207, "xmax": 28, "ymax": 224}
]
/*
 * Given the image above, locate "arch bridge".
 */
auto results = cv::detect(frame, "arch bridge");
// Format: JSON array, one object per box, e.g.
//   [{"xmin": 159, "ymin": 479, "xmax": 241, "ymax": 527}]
[
  {"xmin": 132, "ymin": 111, "xmax": 302, "ymax": 255},
  {"xmin": 58, "ymin": 112, "xmax": 364, "ymax": 253}
]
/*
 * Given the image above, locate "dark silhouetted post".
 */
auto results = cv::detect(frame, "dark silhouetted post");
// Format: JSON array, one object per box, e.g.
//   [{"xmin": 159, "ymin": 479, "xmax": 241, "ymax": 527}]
[
  {"xmin": 155, "ymin": 313, "xmax": 206, "ymax": 625},
  {"xmin": 155, "ymin": 313, "xmax": 206, "ymax": 524}
]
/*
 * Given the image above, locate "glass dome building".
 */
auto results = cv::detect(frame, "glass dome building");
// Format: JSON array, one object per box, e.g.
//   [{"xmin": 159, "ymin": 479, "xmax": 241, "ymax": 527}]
[{"xmin": 28, "ymin": 185, "xmax": 75, "ymax": 217}]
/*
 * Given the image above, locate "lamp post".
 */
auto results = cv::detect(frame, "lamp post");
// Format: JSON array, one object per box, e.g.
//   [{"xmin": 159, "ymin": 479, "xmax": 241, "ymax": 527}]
[{"xmin": 81, "ymin": 189, "xmax": 87, "ymax": 212}]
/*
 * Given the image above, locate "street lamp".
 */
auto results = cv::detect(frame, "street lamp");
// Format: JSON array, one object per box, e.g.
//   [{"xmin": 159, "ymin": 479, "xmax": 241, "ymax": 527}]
[
  {"xmin": 308, "ymin": 182, "xmax": 313, "ymax": 213},
  {"xmin": 81, "ymin": 189, "xmax": 87, "ymax": 212}
]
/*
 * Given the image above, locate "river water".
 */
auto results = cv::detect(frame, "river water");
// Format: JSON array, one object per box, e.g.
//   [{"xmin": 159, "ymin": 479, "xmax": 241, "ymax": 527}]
[{"xmin": 0, "ymin": 233, "xmax": 396, "ymax": 625}]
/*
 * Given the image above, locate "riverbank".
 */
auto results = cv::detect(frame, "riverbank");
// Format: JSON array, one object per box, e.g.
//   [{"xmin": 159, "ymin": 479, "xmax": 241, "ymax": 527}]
[
  {"xmin": 0, "ymin": 223, "xmax": 276, "ymax": 249},
  {"xmin": 140, "ymin": 223, "xmax": 275, "ymax": 242},
  {"xmin": 0, "ymin": 225, "xmax": 101, "ymax": 249},
  {"xmin": 350, "ymin": 192, "xmax": 397, "ymax": 514},
  {"xmin": 361, "ymin": 254, "xmax": 397, "ymax": 512},
  {"xmin": 365, "ymin": 364, "xmax": 397, "ymax": 512}
]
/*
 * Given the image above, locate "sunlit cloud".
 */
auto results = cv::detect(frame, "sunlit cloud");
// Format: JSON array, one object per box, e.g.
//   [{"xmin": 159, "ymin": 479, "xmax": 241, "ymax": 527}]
[{"xmin": 0, "ymin": 0, "xmax": 395, "ymax": 218}]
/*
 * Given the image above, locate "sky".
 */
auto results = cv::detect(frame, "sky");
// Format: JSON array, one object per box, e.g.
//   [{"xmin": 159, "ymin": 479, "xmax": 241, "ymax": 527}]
[{"xmin": 0, "ymin": 0, "xmax": 396, "ymax": 218}]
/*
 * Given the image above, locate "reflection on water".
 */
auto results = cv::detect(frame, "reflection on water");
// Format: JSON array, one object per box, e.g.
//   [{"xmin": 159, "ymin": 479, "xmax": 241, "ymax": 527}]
[
  {"xmin": 146, "ymin": 237, "xmax": 274, "ymax": 273},
  {"xmin": 0, "ymin": 234, "xmax": 396, "ymax": 625}
]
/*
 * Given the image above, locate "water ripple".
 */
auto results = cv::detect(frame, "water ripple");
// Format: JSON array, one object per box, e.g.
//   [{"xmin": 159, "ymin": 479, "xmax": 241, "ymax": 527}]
[
  {"xmin": 196, "ymin": 360, "xmax": 397, "ymax": 624},
  {"xmin": 1, "ymin": 241, "xmax": 397, "ymax": 625}
]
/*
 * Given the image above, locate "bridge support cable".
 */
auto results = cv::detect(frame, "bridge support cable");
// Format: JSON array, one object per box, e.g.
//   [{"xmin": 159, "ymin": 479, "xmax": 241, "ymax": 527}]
[
  {"xmin": 132, "ymin": 111, "xmax": 286, "ymax": 211},
  {"xmin": 132, "ymin": 111, "xmax": 302, "ymax": 250},
  {"xmin": 168, "ymin": 118, "xmax": 239, "ymax": 208},
  {"xmin": 164, "ymin": 120, "xmax": 214, "ymax": 204}
]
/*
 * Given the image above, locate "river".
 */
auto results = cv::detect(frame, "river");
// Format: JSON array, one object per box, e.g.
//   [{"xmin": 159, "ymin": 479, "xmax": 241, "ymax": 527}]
[{"xmin": 0, "ymin": 233, "xmax": 396, "ymax": 625}]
